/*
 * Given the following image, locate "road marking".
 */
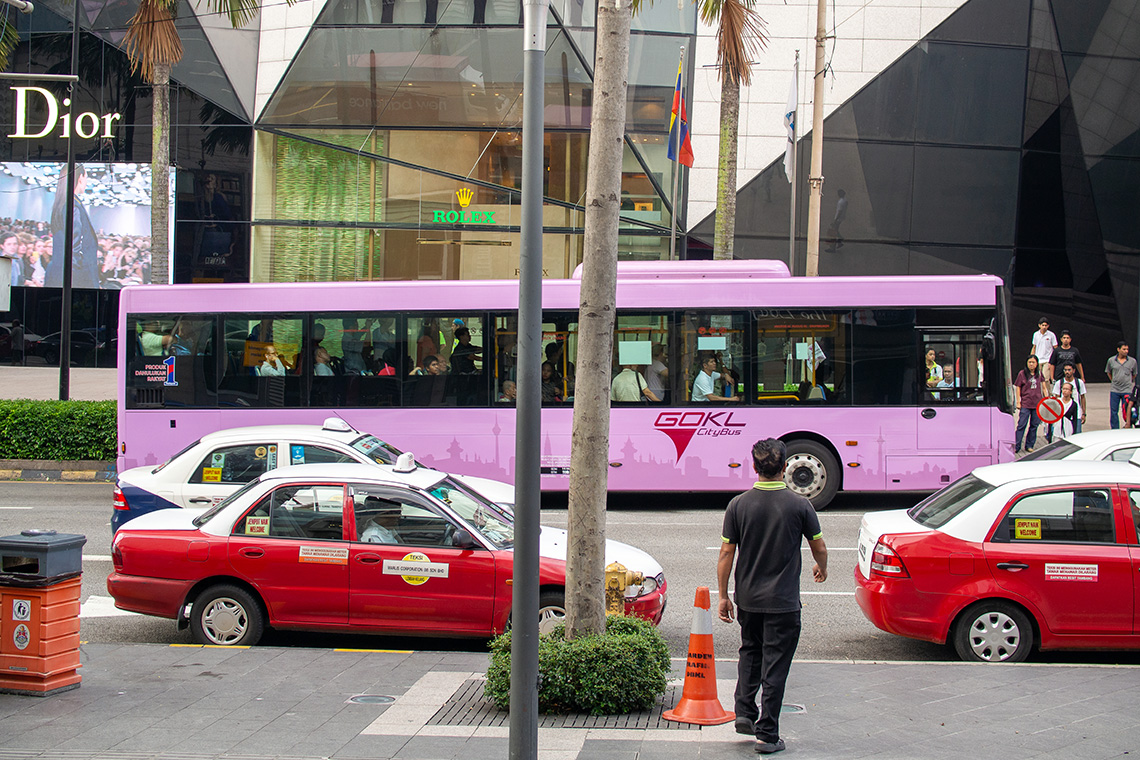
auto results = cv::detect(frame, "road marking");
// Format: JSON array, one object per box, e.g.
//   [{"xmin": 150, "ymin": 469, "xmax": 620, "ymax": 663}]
[
  {"xmin": 80, "ymin": 595, "xmax": 144, "ymax": 618},
  {"xmin": 710, "ymin": 589, "xmax": 854, "ymax": 597},
  {"xmin": 705, "ymin": 546, "xmax": 857, "ymax": 551},
  {"xmin": 0, "ymin": 507, "xmax": 34, "ymax": 510},
  {"xmin": 83, "ymin": 555, "xmax": 112, "ymax": 561}
]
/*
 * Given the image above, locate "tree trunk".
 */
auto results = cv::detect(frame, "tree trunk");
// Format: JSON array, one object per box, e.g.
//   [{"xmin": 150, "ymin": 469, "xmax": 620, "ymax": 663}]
[
  {"xmin": 713, "ymin": 75, "xmax": 739, "ymax": 261},
  {"xmin": 564, "ymin": 0, "xmax": 631, "ymax": 639},
  {"xmin": 151, "ymin": 62, "xmax": 170, "ymax": 285}
]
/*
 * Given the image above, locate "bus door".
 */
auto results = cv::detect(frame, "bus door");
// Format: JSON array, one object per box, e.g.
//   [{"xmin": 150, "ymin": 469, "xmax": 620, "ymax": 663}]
[{"xmin": 915, "ymin": 326, "xmax": 994, "ymax": 482}]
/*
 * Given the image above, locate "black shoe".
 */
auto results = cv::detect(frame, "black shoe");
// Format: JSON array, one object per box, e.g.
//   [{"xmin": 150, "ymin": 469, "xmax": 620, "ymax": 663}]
[
  {"xmin": 756, "ymin": 738, "xmax": 786, "ymax": 754},
  {"xmin": 735, "ymin": 717, "xmax": 756, "ymax": 736}
]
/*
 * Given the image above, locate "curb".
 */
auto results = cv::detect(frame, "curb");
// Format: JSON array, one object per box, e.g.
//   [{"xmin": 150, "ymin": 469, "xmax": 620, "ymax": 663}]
[{"xmin": 0, "ymin": 460, "xmax": 116, "ymax": 482}]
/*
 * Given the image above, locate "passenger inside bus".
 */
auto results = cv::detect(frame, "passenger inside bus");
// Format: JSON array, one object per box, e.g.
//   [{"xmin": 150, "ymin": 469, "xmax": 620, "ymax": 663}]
[
  {"xmin": 498, "ymin": 380, "xmax": 517, "ymax": 403},
  {"xmin": 691, "ymin": 355, "xmax": 738, "ymax": 402},
  {"xmin": 258, "ymin": 345, "xmax": 287, "ymax": 376},
  {"xmin": 541, "ymin": 362, "xmax": 563, "ymax": 403}
]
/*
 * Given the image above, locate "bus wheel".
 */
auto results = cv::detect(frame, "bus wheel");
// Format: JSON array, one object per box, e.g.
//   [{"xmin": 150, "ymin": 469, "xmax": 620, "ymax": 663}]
[{"xmin": 783, "ymin": 440, "xmax": 839, "ymax": 510}]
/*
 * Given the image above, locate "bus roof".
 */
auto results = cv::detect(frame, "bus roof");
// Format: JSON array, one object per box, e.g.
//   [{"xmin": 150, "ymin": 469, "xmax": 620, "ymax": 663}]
[{"xmin": 122, "ymin": 266, "xmax": 1003, "ymax": 313}]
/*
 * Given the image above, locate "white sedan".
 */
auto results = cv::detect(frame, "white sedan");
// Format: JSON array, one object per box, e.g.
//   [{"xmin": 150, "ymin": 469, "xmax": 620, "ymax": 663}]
[
  {"xmin": 1021, "ymin": 430, "xmax": 1140, "ymax": 464},
  {"xmin": 113, "ymin": 418, "xmax": 514, "ymax": 532}
]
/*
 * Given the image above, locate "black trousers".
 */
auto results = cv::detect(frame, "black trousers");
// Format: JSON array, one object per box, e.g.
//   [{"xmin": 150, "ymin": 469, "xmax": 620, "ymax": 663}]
[{"xmin": 734, "ymin": 609, "xmax": 802, "ymax": 742}]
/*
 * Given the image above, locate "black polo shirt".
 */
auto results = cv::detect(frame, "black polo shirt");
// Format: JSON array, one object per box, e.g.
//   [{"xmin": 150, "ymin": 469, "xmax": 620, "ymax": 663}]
[{"xmin": 722, "ymin": 482, "xmax": 822, "ymax": 614}]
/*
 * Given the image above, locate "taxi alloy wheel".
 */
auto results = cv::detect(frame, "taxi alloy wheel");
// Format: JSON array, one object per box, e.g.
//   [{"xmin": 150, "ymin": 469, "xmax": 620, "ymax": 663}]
[
  {"xmin": 783, "ymin": 440, "xmax": 839, "ymax": 510},
  {"xmin": 537, "ymin": 591, "xmax": 567, "ymax": 636},
  {"xmin": 191, "ymin": 585, "xmax": 265, "ymax": 647},
  {"xmin": 953, "ymin": 601, "xmax": 1033, "ymax": 663}
]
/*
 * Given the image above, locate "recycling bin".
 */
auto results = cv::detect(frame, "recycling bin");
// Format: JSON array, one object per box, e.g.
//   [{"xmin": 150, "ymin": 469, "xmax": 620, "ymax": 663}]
[{"xmin": 0, "ymin": 530, "xmax": 86, "ymax": 696}]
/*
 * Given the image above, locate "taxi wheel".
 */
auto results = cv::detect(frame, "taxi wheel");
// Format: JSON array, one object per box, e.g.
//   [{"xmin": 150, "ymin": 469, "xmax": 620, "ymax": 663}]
[
  {"xmin": 783, "ymin": 440, "xmax": 839, "ymax": 510},
  {"xmin": 191, "ymin": 585, "xmax": 265, "ymax": 647},
  {"xmin": 953, "ymin": 601, "xmax": 1033, "ymax": 663},
  {"xmin": 537, "ymin": 591, "xmax": 567, "ymax": 636}
]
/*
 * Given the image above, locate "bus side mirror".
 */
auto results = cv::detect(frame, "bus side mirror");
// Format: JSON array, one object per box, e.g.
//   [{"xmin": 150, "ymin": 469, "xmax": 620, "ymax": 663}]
[{"xmin": 981, "ymin": 331, "xmax": 996, "ymax": 360}]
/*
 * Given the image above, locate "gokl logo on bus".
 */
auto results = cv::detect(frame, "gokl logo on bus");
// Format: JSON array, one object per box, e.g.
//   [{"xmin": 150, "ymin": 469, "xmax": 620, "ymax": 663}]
[{"xmin": 654, "ymin": 411, "xmax": 745, "ymax": 460}]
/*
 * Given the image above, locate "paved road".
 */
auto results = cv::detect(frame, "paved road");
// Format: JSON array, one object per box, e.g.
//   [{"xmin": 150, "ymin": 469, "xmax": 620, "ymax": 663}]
[{"xmin": 4, "ymin": 483, "xmax": 1139, "ymax": 666}]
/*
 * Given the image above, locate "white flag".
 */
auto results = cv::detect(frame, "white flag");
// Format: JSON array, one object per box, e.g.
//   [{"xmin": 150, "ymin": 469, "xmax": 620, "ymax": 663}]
[{"xmin": 783, "ymin": 62, "xmax": 798, "ymax": 184}]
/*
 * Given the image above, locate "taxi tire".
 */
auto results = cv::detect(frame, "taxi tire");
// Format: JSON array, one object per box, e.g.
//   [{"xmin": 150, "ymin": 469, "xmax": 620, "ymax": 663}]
[
  {"xmin": 783, "ymin": 440, "xmax": 839, "ymax": 510},
  {"xmin": 952, "ymin": 601, "xmax": 1033, "ymax": 664},
  {"xmin": 507, "ymin": 590, "xmax": 567, "ymax": 636},
  {"xmin": 190, "ymin": 585, "xmax": 265, "ymax": 647}
]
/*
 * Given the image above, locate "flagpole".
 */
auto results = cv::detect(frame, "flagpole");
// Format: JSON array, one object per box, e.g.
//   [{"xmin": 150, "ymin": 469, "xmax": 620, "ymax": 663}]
[
  {"xmin": 669, "ymin": 46, "xmax": 685, "ymax": 261},
  {"xmin": 789, "ymin": 51, "xmax": 799, "ymax": 275}
]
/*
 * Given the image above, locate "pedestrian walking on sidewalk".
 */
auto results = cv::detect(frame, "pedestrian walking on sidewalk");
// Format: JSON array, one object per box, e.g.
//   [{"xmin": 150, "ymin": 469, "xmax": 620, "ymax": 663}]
[
  {"xmin": 1106, "ymin": 342, "xmax": 1137, "ymax": 429},
  {"xmin": 717, "ymin": 439, "xmax": 828, "ymax": 755},
  {"xmin": 1050, "ymin": 330, "xmax": 1084, "ymax": 382},
  {"xmin": 1031, "ymin": 317, "xmax": 1058, "ymax": 384},
  {"xmin": 1014, "ymin": 355, "xmax": 1045, "ymax": 453}
]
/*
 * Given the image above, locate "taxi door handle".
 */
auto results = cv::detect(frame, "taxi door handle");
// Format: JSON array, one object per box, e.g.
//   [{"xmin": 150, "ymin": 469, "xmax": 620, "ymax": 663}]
[
  {"xmin": 189, "ymin": 498, "xmax": 213, "ymax": 504},
  {"xmin": 357, "ymin": 554, "xmax": 381, "ymax": 564},
  {"xmin": 996, "ymin": 562, "xmax": 1029, "ymax": 571},
  {"xmin": 239, "ymin": 547, "xmax": 264, "ymax": 559}
]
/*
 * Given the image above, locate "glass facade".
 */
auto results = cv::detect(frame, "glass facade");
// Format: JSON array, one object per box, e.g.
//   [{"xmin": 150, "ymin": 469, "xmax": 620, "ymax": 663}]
[{"xmin": 691, "ymin": 0, "xmax": 1140, "ymax": 365}]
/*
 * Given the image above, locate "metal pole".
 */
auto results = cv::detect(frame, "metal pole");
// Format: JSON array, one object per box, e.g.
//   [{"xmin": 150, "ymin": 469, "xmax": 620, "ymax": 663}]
[
  {"xmin": 805, "ymin": 0, "xmax": 826, "ymax": 277},
  {"xmin": 511, "ymin": 0, "xmax": 548, "ymax": 757},
  {"xmin": 788, "ymin": 51, "xmax": 798, "ymax": 275},
  {"xmin": 0, "ymin": 0, "xmax": 34, "ymax": 12},
  {"xmin": 669, "ymin": 46, "xmax": 685, "ymax": 261},
  {"xmin": 59, "ymin": 0, "xmax": 81, "ymax": 399}
]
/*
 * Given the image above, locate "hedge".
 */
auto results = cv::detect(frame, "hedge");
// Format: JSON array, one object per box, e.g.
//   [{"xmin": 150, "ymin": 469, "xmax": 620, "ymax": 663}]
[
  {"xmin": 484, "ymin": 615, "xmax": 671, "ymax": 715},
  {"xmin": 0, "ymin": 400, "xmax": 117, "ymax": 461}
]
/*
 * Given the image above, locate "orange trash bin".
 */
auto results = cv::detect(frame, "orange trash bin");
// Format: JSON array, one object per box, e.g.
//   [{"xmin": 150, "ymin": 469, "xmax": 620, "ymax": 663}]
[{"xmin": 0, "ymin": 530, "xmax": 86, "ymax": 696}]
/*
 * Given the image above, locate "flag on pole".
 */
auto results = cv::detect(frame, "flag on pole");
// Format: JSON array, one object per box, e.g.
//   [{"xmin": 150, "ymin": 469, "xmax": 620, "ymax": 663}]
[
  {"xmin": 783, "ymin": 63, "xmax": 798, "ymax": 183},
  {"xmin": 667, "ymin": 59, "xmax": 695, "ymax": 168}
]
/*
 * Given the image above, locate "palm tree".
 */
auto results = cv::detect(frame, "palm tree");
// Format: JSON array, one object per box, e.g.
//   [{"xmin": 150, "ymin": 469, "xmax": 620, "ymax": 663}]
[
  {"xmin": 0, "ymin": 16, "xmax": 17, "ymax": 74},
  {"xmin": 699, "ymin": 0, "xmax": 766, "ymax": 260},
  {"xmin": 123, "ymin": 0, "xmax": 290, "ymax": 285}
]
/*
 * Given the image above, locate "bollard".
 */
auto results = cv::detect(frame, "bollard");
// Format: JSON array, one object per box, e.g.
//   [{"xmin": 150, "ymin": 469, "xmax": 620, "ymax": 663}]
[{"xmin": 0, "ymin": 529, "xmax": 86, "ymax": 696}]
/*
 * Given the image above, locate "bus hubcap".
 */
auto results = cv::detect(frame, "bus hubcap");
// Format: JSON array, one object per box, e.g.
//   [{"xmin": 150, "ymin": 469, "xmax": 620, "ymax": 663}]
[{"xmin": 786, "ymin": 454, "xmax": 825, "ymax": 498}]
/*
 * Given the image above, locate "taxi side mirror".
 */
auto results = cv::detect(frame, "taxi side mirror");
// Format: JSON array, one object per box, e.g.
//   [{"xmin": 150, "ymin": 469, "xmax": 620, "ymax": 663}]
[{"xmin": 452, "ymin": 529, "xmax": 477, "ymax": 549}]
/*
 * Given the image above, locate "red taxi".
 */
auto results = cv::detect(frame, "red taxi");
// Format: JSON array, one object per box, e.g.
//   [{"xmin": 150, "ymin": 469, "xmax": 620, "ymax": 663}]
[
  {"xmin": 855, "ymin": 460, "xmax": 1140, "ymax": 663},
  {"xmin": 109, "ymin": 459, "xmax": 666, "ymax": 645}
]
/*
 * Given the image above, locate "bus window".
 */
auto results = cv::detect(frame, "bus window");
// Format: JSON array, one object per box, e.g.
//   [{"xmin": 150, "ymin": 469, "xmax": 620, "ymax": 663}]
[
  {"xmin": 220, "ymin": 316, "xmax": 303, "ymax": 407},
  {"xmin": 754, "ymin": 310, "xmax": 850, "ymax": 405},
  {"xmin": 680, "ymin": 312, "xmax": 746, "ymax": 404},
  {"xmin": 852, "ymin": 309, "xmax": 918, "ymax": 406},
  {"xmin": 612, "ymin": 313, "xmax": 670, "ymax": 404},
  {"xmin": 542, "ymin": 313, "xmax": 577, "ymax": 404},
  {"xmin": 492, "ymin": 314, "xmax": 517, "ymax": 403},
  {"xmin": 124, "ymin": 314, "xmax": 217, "ymax": 408},
  {"xmin": 920, "ymin": 333, "xmax": 988, "ymax": 404},
  {"xmin": 403, "ymin": 315, "xmax": 487, "ymax": 406}
]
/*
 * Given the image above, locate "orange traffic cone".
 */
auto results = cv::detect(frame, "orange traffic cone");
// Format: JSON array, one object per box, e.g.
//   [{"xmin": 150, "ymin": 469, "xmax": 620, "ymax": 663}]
[{"xmin": 663, "ymin": 586, "xmax": 734, "ymax": 725}]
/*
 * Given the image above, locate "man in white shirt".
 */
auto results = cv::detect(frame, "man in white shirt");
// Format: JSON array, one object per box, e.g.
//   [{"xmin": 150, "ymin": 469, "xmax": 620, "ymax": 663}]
[
  {"xmin": 611, "ymin": 365, "xmax": 659, "ymax": 403},
  {"xmin": 647, "ymin": 344, "xmax": 669, "ymax": 401},
  {"xmin": 691, "ymin": 356, "xmax": 739, "ymax": 402},
  {"xmin": 1031, "ymin": 317, "xmax": 1058, "ymax": 384},
  {"xmin": 934, "ymin": 364, "xmax": 956, "ymax": 400},
  {"xmin": 1049, "ymin": 362, "xmax": 1086, "ymax": 437}
]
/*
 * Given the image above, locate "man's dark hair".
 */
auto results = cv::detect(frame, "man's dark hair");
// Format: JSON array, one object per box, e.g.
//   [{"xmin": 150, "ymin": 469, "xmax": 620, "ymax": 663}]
[
  {"xmin": 751, "ymin": 439, "xmax": 787, "ymax": 479},
  {"xmin": 1039, "ymin": 317, "xmax": 1049, "ymax": 325},
  {"xmin": 454, "ymin": 326, "xmax": 470, "ymax": 340},
  {"xmin": 1119, "ymin": 341, "xmax": 1129, "ymax": 350},
  {"xmin": 1061, "ymin": 329, "xmax": 1071, "ymax": 338}
]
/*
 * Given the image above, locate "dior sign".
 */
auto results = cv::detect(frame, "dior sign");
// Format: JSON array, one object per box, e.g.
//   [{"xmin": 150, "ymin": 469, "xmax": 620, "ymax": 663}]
[{"xmin": 8, "ymin": 86, "xmax": 121, "ymax": 139}]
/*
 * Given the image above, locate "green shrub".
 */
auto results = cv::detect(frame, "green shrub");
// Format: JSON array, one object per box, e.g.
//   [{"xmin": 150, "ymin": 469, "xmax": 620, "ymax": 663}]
[
  {"xmin": 484, "ymin": 614, "xmax": 671, "ymax": 715},
  {"xmin": 0, "ymin": 400, "xmax": 117, "ymax": 461}
]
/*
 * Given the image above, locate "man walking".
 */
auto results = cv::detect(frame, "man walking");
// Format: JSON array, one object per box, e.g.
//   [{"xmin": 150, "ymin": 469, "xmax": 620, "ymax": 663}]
[
  {"xmin": 1031, "ymin": 317, "xmax": 1058, "ymax": 383},
  {"xmin": 718, "ymin": 439, "xmax": 828, "ymax": 754},
  {"xmin": 1048, "ymin": 362, "xmax": 1086, "ymax": 440},
  {"xmin": 1050, "ymin": 330, "xmax": 1084, "ymax": 382},
  {"xmin": 1106, "ymin": 342, "xmax": 1137, "ymax": 429}
]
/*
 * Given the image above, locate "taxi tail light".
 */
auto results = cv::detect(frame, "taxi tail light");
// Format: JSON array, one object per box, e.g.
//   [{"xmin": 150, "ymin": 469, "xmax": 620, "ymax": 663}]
[
  {"xmin": 869, "ymin": 541, "xmax": 910, "ymax": 579},
  {"xmin": 111, "ymin": 541, "xmax": 123, "ymax": 570},
  {"xmin": 113, "ymin": 486, "xmax": 128, "ymax": 511}
]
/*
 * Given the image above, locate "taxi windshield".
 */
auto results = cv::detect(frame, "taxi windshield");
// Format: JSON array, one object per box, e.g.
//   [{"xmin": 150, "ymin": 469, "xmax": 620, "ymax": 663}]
[
  {"xmin": 192, "ymin": 479, "xmax": 262, "ymax": 527},
  {"xmin": 428, "ymin": 478, "xmax": 514, "ymax": 549},
  {"xmin": 350, "ymin": 435, "xmax": 404, "ymax": 465},
  {"xmin": 1019, "ymin": 439, "xmax": 1080, "ymax": 461}
]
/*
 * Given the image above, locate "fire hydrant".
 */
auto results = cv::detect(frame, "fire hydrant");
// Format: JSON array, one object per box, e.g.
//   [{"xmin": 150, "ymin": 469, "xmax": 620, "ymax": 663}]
[{"xmin": 604, "ymin": 561, "xmax": 644, "ymax": 615}]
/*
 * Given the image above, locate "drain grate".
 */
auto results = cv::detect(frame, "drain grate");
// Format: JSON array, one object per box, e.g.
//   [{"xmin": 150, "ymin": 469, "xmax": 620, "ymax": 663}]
[{"xmin": 427, "ymin": 679, "xmax": 698, "ymax": 730}]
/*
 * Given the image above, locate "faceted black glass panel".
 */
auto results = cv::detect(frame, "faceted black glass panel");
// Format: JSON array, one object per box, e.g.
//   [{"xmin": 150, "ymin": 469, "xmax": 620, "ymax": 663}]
[
  {"xmin": 1088, "ymin": 156, "xmax": 1140, "ymax": 253},
  {"xmin": 826, "ymin": 48, "xmax": 918, "ymax": 142},
  {"xmin": 911, "ymin": 146, "xmax": 1019, "ymax": 246},
  {"xmin": 915, "ymin": 43, "xmax": 1027, "ymax": 147},
  {"xmin": 1018, "ymin": 150, "xmax": 1067, "ymax": 249},
  {"xmin": 927, "ymin": 0, "xmax": 1031, "ymax": 46}
]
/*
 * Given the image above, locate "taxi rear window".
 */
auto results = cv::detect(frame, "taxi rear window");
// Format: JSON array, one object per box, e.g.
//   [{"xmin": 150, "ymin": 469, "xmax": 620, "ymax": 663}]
[
  {"xmin": 1019, "ymin": 439, "xmax": 1080, "ymax": 462},
  {"xmin": 908, "ymin": 474, "xmax": 994, "ymax": 529}
]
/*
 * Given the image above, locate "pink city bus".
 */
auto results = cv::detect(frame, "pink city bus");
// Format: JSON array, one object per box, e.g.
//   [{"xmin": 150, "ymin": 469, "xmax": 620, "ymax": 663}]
[{"xmin": 118, "ymin": 261, "xmax": 1015, "ymax": 509}]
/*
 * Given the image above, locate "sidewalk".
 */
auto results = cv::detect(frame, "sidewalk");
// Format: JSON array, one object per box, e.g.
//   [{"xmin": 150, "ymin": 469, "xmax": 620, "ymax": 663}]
[{"xmin": 0, "ymin": 643, "xmax": 1136, "ymax": 759}]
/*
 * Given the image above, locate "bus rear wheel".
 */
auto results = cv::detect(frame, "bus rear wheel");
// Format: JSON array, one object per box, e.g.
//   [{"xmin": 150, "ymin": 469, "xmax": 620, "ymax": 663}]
[{"xmin": 783, "ymin": 440, "xmax": 839, "ymax": 510}]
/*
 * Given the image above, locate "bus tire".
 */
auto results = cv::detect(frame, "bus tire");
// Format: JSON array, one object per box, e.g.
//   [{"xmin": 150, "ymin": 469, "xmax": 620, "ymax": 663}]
[{"xmin": 783, "ymin": 440, "xmax": 839, "ymax": 510}]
